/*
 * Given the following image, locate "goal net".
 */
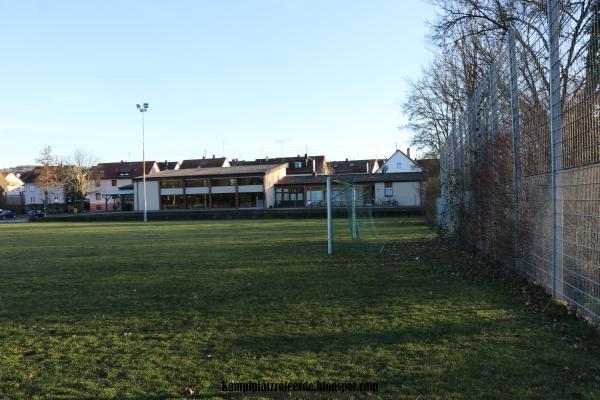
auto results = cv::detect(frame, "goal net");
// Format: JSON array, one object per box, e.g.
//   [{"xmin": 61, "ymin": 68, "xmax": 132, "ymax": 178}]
[{"xmin": 326, "ymin": 177, "xmax": 382, "ymax": 254}]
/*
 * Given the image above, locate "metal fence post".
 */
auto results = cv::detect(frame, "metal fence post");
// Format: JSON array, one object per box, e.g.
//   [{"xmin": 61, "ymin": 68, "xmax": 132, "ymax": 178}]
[
  {"xmin": 548, "ymin": 0, "xmax": 563, "ymax": 299},
  {"xmin": 508, "ymin": 28, "xmax": 522, "ymax": 271}
]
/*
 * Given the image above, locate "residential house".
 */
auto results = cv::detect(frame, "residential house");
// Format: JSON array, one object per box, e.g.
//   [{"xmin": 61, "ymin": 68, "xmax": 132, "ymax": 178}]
[
  {"xmin": 3, "ymin": 172, "xmax": 26, "ymax": 209},
  {"xmin": 271, "ymin": 150, "xmax": 424, "ymax": 208},
  {"xmin": 132, "ymin": 164, "xmax": 287, "ymax": 210},
  {"xmin": 89, "ymin": 161, "xmax": 159, "ymax": 212},
  {"xmin": 157, "ymin": 160, "xmax": 181, "ymax": 171},
  {"xmin": 329, "ymin": 159, "xmax": 380, "ymax": 174},
  {"xmin": 376, "ymin": 149, "xmax": 422, "ymax": 173},
  {"xmin": 19, "ymin": 167, "xmax": 66, "ymax": 211},
  {"xmin": 179, "ymin": 156, "xmax": 229, "ymax": 169},
  {"xmin": 233, "ymin": 154, "xmax": 328, "ymax": 176},
  {"xmin": 369, "ymin": 149, "xmax": 423, "ymax": 206}
]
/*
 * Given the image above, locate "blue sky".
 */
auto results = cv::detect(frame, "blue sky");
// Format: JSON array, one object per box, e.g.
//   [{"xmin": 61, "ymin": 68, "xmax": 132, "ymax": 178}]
[{"xmin": 0, "ymin": 0, "xmax": 435, "ymax": 167}]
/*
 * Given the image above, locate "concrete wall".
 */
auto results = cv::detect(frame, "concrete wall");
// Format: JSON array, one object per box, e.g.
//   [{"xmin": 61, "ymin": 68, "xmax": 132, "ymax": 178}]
[
  {"xmin": 374, "ymin": 181, "xmax": 421, "ymax": 207},
  {"xmin": 134, "ymin": 180, "xmax": 160, "ymax": 211},
  {"xmin": 263, "ymin": 166, "xmax": 287, "ymax": 208}
]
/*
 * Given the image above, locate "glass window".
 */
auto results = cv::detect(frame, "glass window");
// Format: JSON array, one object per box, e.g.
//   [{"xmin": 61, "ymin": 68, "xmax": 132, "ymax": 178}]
[
  {"xmin": 186, "ymin": 194, "xmax": 207, "ymax": 208},
  {"xmin": 384, "ymin": 181, "xmax": 393, "ymax": 197},
  {"xmin": 111, "ymin": 179, "xmax": 117, "ymax": 186},
  {"xmin": 211, "ymin": 193, "xmax": 236, "ymax": 208},
  {"xmin": 160, "ymin": 180, "xmax": 183, "ymax": 189},
  {"xmin": 275, "ymin": 187, "xmax": 305, "ymax": 208},
  {"xmin": 161, "ymin": 195, "xmax": 184, "ymax": 209},
  {"xmin": 211, "ymin": 178, "xmax": 236, "ymax": 187},
  {"xmin": 186, "ymin": 179, "xmax": 208, "ymax": 187},
  {"xmin": 95, "ymin": 193, "xmax": 101, "ymax": 200},
  {"xmin": 307, "ymin": 189, "xmax": 323, "ymax": 201},
  {"xmin": 239, "ymin": 193, "xmax": 264, "ymax": 208},
  {"xmin": 237, "ymin": 176, "xmax": 263, "ymax": 185}
]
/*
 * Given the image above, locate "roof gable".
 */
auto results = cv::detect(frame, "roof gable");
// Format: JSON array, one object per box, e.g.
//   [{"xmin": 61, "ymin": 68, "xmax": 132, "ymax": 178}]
[
  {"xmin": 180, "ymin": 157, "xmax": 229, "ymax": 169},
  {"xmin": 329, "ymin": 159, "xmax": 379, "ymax": 174},
  {"xmin": 377, "ymin": 150, "xmax": 422, "ymax": 173}
]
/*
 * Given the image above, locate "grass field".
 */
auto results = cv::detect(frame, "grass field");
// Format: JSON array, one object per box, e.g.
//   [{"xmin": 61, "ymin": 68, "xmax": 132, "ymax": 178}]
[{"xmin": 1, "ymin": 217, "xmax": 600, "ymax": 399}]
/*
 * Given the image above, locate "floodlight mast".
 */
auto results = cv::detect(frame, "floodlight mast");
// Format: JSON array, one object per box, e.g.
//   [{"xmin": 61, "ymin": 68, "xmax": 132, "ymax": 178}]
[{"xmin": 137, "ymin": 103, "xmax": 149, "ymax": 222}]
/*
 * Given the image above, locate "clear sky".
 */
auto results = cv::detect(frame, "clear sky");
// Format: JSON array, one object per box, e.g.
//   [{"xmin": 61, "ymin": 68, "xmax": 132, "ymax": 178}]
[{"xmin": 0, "ymin": 0, "xmax": 435, "ymax": 167}]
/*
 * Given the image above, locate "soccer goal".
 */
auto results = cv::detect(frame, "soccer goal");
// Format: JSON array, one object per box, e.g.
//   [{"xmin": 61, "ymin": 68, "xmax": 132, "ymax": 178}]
[{"xmin": 326, "ymin": 177, "xmax": 381, "ymax": 254}]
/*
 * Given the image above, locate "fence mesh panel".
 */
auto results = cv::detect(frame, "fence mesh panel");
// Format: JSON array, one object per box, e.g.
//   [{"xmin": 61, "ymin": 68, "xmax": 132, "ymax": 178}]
[{"xmin": 440, "ymin": 0, "xmax": 600, "ymax": 323}]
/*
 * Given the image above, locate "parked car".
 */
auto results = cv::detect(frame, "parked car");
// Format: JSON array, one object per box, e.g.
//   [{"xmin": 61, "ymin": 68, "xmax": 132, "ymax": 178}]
[
  {"xmin": 0, "ymin": 209, "xmax": 16, "ymax": 220},
  {"xmin": 27, "ymin": 210, "xmax": 45, "ymax": 221}
]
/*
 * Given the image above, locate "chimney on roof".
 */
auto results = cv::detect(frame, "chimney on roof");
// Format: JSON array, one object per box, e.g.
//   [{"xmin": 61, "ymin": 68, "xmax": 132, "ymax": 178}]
[
  {"xmin": 345, "ymin": 157, "xmax": 348, "ymax": 162},
  {"xmin": 212, "ymin": 154, "xmax": 215, "ymax": 159},
  {"xmin": 407, "ymin": 148, "xmax": 411, "ymax": 159},
  {"xmin": 366, "ymin": 162, "xmax": 370, "ymax": 174},
  {"xmin": 164, "ymin": 160, "xmax": 168, "ymax": 170}
]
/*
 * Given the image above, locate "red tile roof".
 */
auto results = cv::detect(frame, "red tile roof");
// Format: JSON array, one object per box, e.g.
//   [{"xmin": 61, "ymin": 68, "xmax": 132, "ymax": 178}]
[
  {"xmin": 232, "ymin": 155, "xmax": 327, "ymax": 175},
  {"xmin": 180, "ymin": 157, "xmax": 228, "ymax": 169},
  {"xmin": 96, "ymin": 161, "xmax": 156, "ymax": 180}
]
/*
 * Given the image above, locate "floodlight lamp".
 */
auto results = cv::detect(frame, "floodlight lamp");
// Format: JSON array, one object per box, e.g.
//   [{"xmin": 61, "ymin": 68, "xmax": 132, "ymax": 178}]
[
  {"xmin": 143, "ymin": 103, "xmax": 149, "ymax": 109},
  {"xmin": 136, "ymin": 104, "xmax": 141, "ymax": 109}
]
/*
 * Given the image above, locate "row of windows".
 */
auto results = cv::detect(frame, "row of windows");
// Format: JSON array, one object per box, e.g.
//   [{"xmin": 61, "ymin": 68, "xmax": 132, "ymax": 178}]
[
  {"xmin": 161, "ymin": 193, "xmax": 264, "ymax": 209},
  {"xmin": 159, "ymin": 176, "xmax": 263, "ymax": 189}
]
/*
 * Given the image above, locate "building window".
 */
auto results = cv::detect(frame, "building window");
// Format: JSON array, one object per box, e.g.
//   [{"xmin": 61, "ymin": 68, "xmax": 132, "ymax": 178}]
[
  {"xmin": 276, "ymin": 187, "xmax": 306, "ymax": 208},
  {"xmin": 211, "ymin": 193, "xmax": 236, "ymax": 208},
  {"xmin": 111, "ymin": 179, "xmax": 117, "ymax": 186},
  {"xmin": 186, "ymin": 194, "xmax": 208, "ymax": 208},
  {"xmin": 160, "ymin": 180, "xmax": 183, "ymax": 189},
  {"xmin": 96, "ymin": 205, "xmax": 102, "ymax": 211},
  {"xmin": 95, "ymin": 180, "xmax": 101, "ymax": 188},
  {"xmin": 289, "ymin": 161, "xmax": 303, "ymax": 169},
  {"xmin": 239, "ymin": 192, "xmax": 264, "ymax": 208},
  {"xmin": 161, "ymin": 195, "xmax": 184, "ymax": 209},
  {"xmin": 95, "ymin": 193, "xmax": 101, "ymax": 200},
  {"xmin": 237, "ymin": 176, "xmax": 263, "ymax": 186},
  {"xmin": 307, "ymin": 188, "xmax": 323, "ymax": 204},
  {"xmin": 384, "ymin": 182, "xmax": 393, "ymax": 197},
  {"xmin": 211, "ymin": 178, "xmax": 236, "ymax": 187},
  {"xmin": 30, "ymin": 197, "xmax": 35, "ymax": 203},
  {"xmin": 186, "ymin": 179, "xmax": 208, "ymax": 187}
]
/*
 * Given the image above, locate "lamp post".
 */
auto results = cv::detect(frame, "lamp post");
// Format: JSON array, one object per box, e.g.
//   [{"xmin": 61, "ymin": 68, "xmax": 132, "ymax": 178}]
[{"xmin": 136, "ymin": 102, "xmax": 149, "ymax": 222}]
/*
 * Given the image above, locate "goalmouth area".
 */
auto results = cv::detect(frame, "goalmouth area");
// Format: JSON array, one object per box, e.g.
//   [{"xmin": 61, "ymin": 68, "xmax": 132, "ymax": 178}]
[{"xmin": 1, "ymin": 217, "xmax": 600, "ymax": 399}]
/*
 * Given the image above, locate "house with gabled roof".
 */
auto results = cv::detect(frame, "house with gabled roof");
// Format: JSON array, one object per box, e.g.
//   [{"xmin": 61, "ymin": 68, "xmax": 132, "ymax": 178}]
[
  {"xmin": 179, "ymin": 156, "xmax": 229, "ymax": 169},
  {"xmin": 88, "ymin": 161, "xmax": 159, "ymax": 212},
  {"xmin": 232, "ymin": 154, "xmax": 329, "ymax": 176},
  {"xmin": 376, "ymin": 149, "xmax": 422, "ymax": 173},
  {"xmin": 19, "ymin": 167, "xmax": 66, "ymax": 211},
  {"xmin": 329, "ymin": 159, "xmax": 380, "ymax": 175}
]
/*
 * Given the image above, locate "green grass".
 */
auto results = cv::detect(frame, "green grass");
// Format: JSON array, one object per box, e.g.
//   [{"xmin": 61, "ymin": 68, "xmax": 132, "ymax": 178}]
[{"xmin": 0, "ymin": 217, "xmax": 599, "ymax": 399}]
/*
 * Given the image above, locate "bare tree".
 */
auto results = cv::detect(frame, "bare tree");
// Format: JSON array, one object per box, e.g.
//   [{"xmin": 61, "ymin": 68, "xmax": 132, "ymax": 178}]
[
  {"xmin": 405, "ymin": 0, "xmax": 595, "ymax": 157},
  {"xmin": 59, "ymin": 150, "xmax": 98, "ymax": 212},
  {"xmin": 35, "ymin": 146, "xmax": 60, "ymax": 214}
]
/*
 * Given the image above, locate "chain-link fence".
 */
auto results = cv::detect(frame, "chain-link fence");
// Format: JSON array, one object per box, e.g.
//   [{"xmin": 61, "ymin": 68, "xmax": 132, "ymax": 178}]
[{"xmin": 440, "ymin": 0, "xmax": 600, "ymax": 323}]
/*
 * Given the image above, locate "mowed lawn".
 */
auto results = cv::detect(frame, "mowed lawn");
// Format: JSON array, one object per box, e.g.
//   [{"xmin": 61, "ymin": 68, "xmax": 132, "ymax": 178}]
[{"xmin": 1, "ymin": 217, "xmax": 600, "ymax": 399}]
